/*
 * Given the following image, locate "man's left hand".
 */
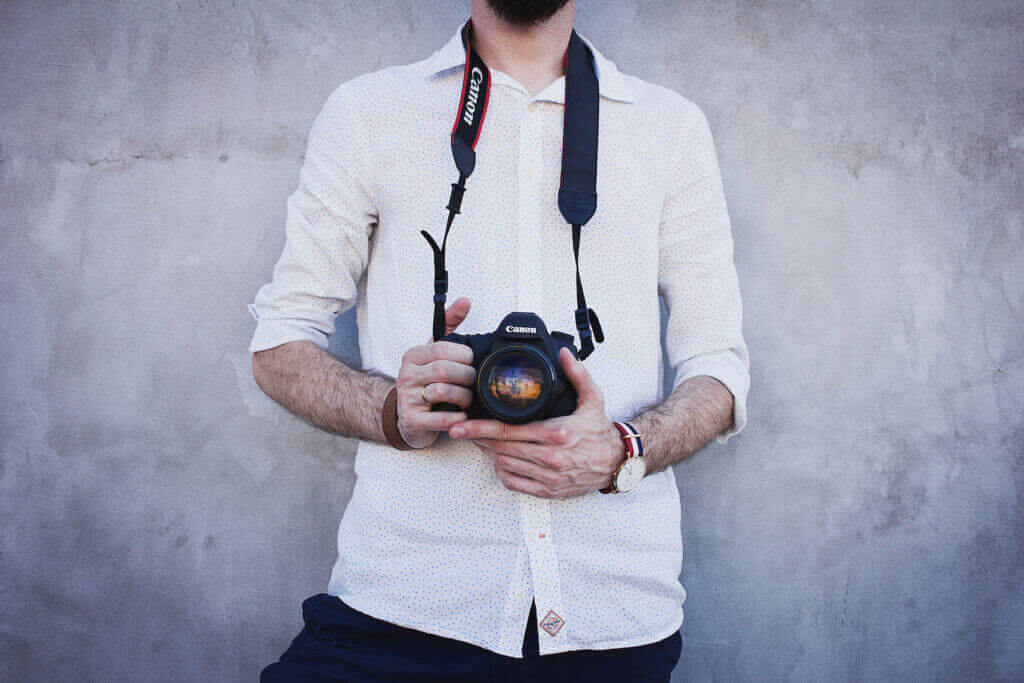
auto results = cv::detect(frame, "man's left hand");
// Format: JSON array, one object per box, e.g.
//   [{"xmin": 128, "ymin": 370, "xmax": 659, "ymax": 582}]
[{"xmin": 448, "ymin": 348, "xmax": 625, "ymax": 499}]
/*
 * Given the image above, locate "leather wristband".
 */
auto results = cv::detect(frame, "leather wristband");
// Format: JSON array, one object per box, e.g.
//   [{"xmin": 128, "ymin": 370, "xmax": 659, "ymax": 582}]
[{"xmin": 381, "ymin": 387, "xmax": 412, "ymax": 451}]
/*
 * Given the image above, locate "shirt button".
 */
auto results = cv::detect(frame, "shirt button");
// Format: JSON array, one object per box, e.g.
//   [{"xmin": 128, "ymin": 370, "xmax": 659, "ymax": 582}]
[{"xmin": 513, "ymin": 588, "xmax": 526, "ymax": 599}]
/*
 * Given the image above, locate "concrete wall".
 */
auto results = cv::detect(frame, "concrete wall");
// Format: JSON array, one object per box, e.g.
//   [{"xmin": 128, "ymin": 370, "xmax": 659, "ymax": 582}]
[{"xmin": 1, "ymin": 1, "xmax": 1021, "ymax": 680}]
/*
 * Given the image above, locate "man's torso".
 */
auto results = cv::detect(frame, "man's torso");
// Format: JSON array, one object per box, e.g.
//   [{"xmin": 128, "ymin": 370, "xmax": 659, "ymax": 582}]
[{"xmin": 318, "ymin": 30, "xmax": 705, "ymax": 657}]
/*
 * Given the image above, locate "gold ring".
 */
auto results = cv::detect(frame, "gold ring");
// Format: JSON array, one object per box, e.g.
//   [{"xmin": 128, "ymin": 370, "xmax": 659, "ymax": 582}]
[{"xmin": 421, "ymin": 385, "xmax": 431, "ymax": 405}]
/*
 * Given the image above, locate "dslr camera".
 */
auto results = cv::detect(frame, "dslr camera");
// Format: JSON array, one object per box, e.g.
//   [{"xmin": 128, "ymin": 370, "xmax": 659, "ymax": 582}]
[{"xmin": 432, "ymin": 312, "xmax": 579, "ymax": 424}]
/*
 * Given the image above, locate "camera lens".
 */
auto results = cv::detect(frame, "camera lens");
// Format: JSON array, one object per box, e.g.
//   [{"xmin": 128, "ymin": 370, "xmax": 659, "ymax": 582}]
[
  {"xmin": 476, "ymin": 344, "xmax": 558, "ymax": 423},
  {"xmin": 485, "ymin": 354, "xmax": 544, "ymax": 411}
]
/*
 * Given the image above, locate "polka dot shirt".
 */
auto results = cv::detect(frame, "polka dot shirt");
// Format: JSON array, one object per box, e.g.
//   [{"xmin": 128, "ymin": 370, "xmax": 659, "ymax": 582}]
[{"xmin": 248, "ymin": 26, "xmax": 749, "ymax": 658}]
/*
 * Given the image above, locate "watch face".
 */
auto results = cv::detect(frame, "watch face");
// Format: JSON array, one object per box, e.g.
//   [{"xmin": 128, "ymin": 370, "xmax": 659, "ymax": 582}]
[{"xmin": 615, "ymin": 457, "xmax": 646, "ymax": 492}]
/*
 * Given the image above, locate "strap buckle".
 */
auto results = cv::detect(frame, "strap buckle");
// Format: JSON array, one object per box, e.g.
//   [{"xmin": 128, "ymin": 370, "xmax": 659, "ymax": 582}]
[
  {"xmin": 434, "ymin": 273, "xmax": 448, "ymax": 295},
  {"xmin": 574, "ymin": 307, "xmax": 604, "ymax": 360}
]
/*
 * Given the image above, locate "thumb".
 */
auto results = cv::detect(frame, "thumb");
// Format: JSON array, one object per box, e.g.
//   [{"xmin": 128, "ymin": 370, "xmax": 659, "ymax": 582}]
[
  {"xmin": 559, "ymin": 347, "xmax": 603, "ymax": 410},
  {"xmin": 444, "ymin": 297, "xmax": 471, "ymax": 336}
]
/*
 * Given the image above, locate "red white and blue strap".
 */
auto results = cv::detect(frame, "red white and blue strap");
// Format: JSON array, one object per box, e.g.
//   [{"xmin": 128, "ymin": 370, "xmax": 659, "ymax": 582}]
[{"xmin": 613, "ymin": 421, "xmax": 643, "ymax": 457}]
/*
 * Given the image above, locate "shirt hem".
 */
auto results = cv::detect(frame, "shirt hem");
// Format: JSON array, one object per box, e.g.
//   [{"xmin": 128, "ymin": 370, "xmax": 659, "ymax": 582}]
[
  {"xmin": 336, "ymin": 592, "xmax": 683, "ymax": 659},
  {"xmin": 556, "ymin": 609, "xmax": 684, "ymax": 655}
]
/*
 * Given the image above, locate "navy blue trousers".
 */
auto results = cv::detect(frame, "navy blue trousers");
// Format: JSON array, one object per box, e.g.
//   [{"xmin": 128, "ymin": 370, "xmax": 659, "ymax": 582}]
[{"xmin": 261, "ymin": 594, "xmax": 682, "ymax": 682}]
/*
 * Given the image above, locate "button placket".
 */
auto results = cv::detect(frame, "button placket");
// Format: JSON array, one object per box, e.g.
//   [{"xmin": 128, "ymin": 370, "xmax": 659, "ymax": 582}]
[
  {"xmin": 517, "ymin": 494, "xmax": 568, "ymax": 652},
  {"xmin": 511, "ymin": 96, "xmax": 569, "ymax": 652},
  {"xmin": 496, "ymin": 542, "xmax": 533, "ymax": 655},
  {"xmin": 515, "ymin": 101, "xmax": 543, "ymax": 310},
  {"xmin": 513, "ymin": 99, "xmax": 532, "ymax": 310}
]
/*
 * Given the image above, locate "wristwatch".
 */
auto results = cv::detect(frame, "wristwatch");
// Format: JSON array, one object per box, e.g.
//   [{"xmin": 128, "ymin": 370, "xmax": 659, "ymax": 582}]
[{"xmin": 600, "ymin": 421, "xmax": 646, "ymax": 494}]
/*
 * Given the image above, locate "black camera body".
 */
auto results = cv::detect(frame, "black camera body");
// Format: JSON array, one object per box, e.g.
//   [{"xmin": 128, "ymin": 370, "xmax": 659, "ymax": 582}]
[{"xmin": 433, "ymin": 312, "xmax": 579, "ymax": 424}]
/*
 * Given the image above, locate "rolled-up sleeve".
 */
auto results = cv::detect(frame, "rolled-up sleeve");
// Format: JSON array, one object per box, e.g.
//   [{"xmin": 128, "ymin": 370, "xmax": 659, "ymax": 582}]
[
  {"xmin": 248, "ymin": 86, "xmax": 377, "ymax": 353},
  {"xmin": 659, "ymin": 102, "xmax": 750, "ymax": 442}
]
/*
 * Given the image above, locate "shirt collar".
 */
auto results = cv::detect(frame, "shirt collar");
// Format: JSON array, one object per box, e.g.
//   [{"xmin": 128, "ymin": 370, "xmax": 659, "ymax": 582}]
[{"xmin": 423, "ymin": 25, "xmax": 637, "ymax": 105}]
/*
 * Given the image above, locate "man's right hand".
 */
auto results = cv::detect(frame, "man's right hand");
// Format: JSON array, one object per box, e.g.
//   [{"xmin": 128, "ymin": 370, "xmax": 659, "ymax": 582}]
[{"xmin": 395, "ymin": 298, "xmax": 476, "ymax": 449}]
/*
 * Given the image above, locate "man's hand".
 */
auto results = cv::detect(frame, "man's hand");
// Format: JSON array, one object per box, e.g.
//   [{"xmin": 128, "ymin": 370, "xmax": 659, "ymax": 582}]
[
  {"xmin": 449, "ymin": 347, "xmax": 625, "ymax": 499},
  {"xmin": 396, "ymin": 297, "xmax": 476, "ymax": 449}
]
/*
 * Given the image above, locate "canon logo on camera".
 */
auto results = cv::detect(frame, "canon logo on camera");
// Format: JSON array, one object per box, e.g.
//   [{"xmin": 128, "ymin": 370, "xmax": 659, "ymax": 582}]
[{"xmin": 505, "ymin": 325, "xmax": 537, "ymax": 334}]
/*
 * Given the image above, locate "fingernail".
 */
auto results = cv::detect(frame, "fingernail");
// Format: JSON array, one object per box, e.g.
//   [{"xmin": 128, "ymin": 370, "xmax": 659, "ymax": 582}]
[{"xmin": 450, "ymin": 426, "xmax": 465, "ymax": 438}]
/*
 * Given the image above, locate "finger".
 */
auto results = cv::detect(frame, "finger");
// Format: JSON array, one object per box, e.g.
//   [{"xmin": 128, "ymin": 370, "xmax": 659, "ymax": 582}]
[
  {"xmin": 422, "ymin": 382, "xmax": 473, "ymax": 409},
  {"xmin": 479, "ymin": 445, "xmax": 560, "ymax": 483},
  {"xmin": 403, "ymin": 341, "xmax": 474, "ymax": 366},
  {"xmin": 558, "ymin": 347, "xmax": 603, "ymax": 408},
  {"xmin": 415, "ymin": 360, "xmax": 477, "ymax": 387},
  {"xmin": 444, "ymin": 297, "xmax": 471, "ymax": 336},
  {"xmin": 481, "ymin": 446, "xmax": 561, "ymax": 483},
  {"xmin": 404, "ymin": 409, "xmax": 468, "ymax": 432},
  {"xmin": 472, "ymin": 439, "xmax": 569, "ymax": 470},
  {"xmin": 449, "ymin": 418, "xmax": 564, "ymax": 443},
  {"xmin": 472, "ymin": 438, "xmax": 534, "ymax": 459},
  {"xmin": 492, "ymin": 463, "xmax": 553, "ymax": 498}
]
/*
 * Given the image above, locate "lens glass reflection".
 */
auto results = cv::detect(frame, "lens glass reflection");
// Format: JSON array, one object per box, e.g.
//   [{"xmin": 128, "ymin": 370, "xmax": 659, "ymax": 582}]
[{"xmin": 485, "ymin": 354, "xmax": 544, "ymax": 411}]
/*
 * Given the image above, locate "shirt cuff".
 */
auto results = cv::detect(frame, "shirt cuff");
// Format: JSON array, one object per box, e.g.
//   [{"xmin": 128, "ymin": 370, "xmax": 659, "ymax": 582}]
[
  {"xmin": 247, "ymin": 303, "xmax": 332, "ymax": 353},
  {"xmin": 672, "ymin": 349, "xmax": 749, "ymax": 443}
]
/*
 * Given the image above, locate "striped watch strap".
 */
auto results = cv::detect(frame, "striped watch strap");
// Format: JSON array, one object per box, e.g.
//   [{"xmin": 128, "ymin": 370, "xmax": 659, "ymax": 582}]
[
  {"xmin": 600, "ymin": 421, "xmax": 644, "ymax": 494},
  {"xmin": 613, "ymin": 421, "xmax": 643, "ymax": 457}
]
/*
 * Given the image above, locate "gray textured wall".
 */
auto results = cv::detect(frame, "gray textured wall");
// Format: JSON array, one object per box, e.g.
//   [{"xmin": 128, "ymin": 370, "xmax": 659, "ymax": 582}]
[{"xmin": 1, "ymin": 1, "xmax": 1021, "ymax": 680}]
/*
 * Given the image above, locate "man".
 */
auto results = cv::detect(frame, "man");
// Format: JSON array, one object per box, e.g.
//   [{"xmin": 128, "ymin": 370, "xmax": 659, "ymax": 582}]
[{"xmin": 250, "ymin": 0, "xmax": 749, "ymax": 679}]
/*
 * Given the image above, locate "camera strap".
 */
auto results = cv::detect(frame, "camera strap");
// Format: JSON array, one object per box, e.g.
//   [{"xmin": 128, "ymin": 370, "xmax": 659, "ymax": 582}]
[{"xmin": 421, "ymin": 20, "xmax": 604, "ymax": 359}]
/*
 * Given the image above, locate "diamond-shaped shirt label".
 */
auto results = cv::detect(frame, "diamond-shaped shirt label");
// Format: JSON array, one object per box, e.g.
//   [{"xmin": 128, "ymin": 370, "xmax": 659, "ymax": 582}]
[{"xmin": 540, "ymin": 609, "xmax": 564, "ymax": 636}]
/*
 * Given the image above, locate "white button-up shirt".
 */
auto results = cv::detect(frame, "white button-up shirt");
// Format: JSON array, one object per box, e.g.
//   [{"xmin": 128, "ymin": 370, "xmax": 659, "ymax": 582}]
[{"xmin": 248, "ymin": 26, "xmax": 749, "ymax": 657}]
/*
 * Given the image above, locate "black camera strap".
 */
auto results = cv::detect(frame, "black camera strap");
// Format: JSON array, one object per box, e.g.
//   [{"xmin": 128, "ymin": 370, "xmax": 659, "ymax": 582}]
[
  {"xmin": 421, "ymin": 20, "xmax": 604, "ymax": 359},
  {"xmin": 560, "ymin": 26, "xmax": 604, "ymax": 360}
]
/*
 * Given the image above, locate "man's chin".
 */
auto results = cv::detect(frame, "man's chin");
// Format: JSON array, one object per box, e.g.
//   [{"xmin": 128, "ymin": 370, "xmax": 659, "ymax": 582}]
[{"xmin": 484, "ymin": 0, "xmax": 572, "ymax": 27}]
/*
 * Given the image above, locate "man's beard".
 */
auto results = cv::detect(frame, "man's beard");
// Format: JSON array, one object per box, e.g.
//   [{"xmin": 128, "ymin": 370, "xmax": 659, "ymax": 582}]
[{"xmin": 484, "ymin": 0, "xmax": 571, "ymax": 27}]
